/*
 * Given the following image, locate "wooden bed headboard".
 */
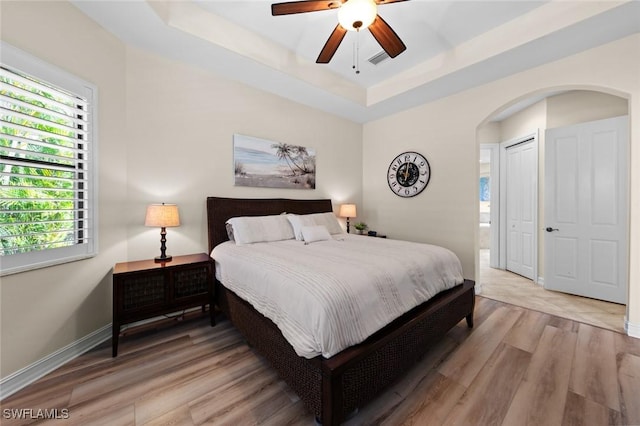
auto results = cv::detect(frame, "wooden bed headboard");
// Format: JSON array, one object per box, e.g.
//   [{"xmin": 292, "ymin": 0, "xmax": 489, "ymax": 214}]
[{"xmin": 206, "ymin": 197, "xmax": 333, "ymax": 253}]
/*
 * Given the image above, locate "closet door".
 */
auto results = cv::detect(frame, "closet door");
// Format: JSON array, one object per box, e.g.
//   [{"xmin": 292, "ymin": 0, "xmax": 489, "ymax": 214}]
[{"xmin": 505, "ymin": 139, "xmax": 536, "ymax": 280}]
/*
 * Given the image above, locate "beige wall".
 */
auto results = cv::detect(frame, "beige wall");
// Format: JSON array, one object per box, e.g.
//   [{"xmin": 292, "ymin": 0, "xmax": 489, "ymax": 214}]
[
  {"xmin": 1, "ymin": 1, "xmax": 127, "ymax": 379},
  {"xmin": 363, "ymin": 34, "xmax": 640, "ymax": 330},
  {"xmin": 124, "ymin": 46, "xmax": 363, "ymax": 261},
  {"xmin": 547, "ymin": 90, "xmax": 629, "ymax": 129},
  {"xmin": 477, "ymin": 121, "xmax": 500, "ymax": 145},
  {"xmin": 364, "ymin": 91, "xmax": 479, "ymax": 278},
  {"xmin": 2, "ymin": 0, "xmax": 639, "ymax": 383},
  {"xmin": 0, "ymin": 1, "xmax": 362, "ymax": 378}
]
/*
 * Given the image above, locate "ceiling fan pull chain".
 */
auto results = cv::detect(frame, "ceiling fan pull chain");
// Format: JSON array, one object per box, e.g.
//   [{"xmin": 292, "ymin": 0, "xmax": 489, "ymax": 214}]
[
  {"xmin": 355, "ymin": 30, "xmax": 361, "ymax": 74},
  {"xmin": 352, "ymin": 33, "xmax": 357, "ymax": 72}
]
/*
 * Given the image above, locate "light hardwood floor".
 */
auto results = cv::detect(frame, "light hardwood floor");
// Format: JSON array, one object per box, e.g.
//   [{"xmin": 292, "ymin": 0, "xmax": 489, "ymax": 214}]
[
  {"xmin": 3, "ymin": 297, "xmax": 640, "ymax": 426},
  {"xmin": 478, "ymin": 249, "xmax": 627, "ymax": 333}
]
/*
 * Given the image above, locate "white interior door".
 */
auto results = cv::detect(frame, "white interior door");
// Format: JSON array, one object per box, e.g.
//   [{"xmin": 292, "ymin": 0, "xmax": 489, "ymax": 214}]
[
  {"xmin": 505, "ymin": 139, "xmax": 536, "ymax": 280},
  {"xmin": 544, "ymin": 116, "xmax": 628, "ymax": 304}
]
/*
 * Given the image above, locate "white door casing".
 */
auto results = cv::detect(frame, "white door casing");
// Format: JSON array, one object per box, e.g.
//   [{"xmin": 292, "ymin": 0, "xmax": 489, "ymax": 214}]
[
  {"xmin": 544, "ymin": 116, "xmax": 628, "ymax": 304},
  {"xmin": 480, "ymin": 143, "xmax": 500, "ymax": 268}
]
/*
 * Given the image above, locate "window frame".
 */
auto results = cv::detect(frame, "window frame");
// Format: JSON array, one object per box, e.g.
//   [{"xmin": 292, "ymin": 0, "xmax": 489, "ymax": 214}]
[{"xmin": 0, "ymin": 42, "xmax": 98, "ymax": 276}]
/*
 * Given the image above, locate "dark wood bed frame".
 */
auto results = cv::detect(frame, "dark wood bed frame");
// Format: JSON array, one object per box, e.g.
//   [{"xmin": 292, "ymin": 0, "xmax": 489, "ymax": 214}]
[{"xmin": 206, "ymin": 196, "xmax": 475, "ymax": 425}]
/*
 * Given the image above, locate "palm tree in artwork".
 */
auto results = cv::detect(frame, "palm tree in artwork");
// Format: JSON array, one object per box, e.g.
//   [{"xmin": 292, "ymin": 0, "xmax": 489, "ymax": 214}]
[
  {"xmin": 272, "ymin": 143, "xmax": 313, "ymax": 175},
  {"xmin": 291, "ymin": 146, "xmax": 312, "ymax": 173},
  {"xmin": 272, "ymin": 143, "xmax": 297, "ymax": 175}
]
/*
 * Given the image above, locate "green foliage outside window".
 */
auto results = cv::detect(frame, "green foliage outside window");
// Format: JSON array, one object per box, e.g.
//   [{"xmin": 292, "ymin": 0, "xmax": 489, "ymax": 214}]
[{"xmin": 1, "ymin": 71, "xmax": 84, "ymax": 256}]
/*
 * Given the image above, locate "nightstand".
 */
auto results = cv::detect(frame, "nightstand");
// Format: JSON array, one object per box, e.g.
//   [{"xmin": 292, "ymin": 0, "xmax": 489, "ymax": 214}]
[
  {"xmin": 112, "ymin": 253, "xmax": 214, "ymax": 357},
  {"xmin": 367, "ymin": 231, "xmax": 387, "ymax": 238}
]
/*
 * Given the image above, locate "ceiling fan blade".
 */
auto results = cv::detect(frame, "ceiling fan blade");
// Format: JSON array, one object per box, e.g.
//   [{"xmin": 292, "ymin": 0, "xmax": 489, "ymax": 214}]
[
  {"xmin": 272, "ymin": 0, "xmax": 343, "ymax": 16},
  {"xmin": 375, "ymin": 0, "xmax": 410, "ymax": 4},
  {"xmin": 368, "ymin": 14, "xmax": 406, "ymax": 58},
  {"xmin": 316, "ymin": 24, "xmax": 347, "ymax": 63}
]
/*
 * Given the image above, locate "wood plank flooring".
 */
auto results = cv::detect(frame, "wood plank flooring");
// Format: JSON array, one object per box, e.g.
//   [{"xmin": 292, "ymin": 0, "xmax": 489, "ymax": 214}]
[
  {"xmin": 478, "ymin": 249, "xmax": 626, "ymax": 333},
  {"xmin": 3, "ymin": 297, "xmax": 640, "ymax": 426}
]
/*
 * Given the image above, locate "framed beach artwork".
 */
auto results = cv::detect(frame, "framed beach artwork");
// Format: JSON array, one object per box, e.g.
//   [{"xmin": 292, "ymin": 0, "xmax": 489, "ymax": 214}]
[{"xmin": 233, "ymin": 134, "xmax": 316, "ymax": 189}]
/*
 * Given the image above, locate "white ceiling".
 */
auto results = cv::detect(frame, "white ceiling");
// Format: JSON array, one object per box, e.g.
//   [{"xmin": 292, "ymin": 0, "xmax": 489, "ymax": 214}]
[
  {"xmin": 71, "ymin": 0, "xmax": 640, "ymax": 123},
  {"xmin": 194, "ymin": 0, "xmax": 545, "ymax": 87}
]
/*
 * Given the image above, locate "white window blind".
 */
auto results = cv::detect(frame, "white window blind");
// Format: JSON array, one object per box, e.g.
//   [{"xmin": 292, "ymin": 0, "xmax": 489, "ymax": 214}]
[{"xmin": 0, "ymin": 44, "xmax": 97, "ymax": 275}]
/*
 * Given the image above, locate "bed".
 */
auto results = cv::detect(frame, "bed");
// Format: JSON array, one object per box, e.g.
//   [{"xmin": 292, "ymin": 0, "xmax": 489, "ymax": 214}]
[{"xmin": 206, "ymin": 196, "xmax": 475, "ymax": 425}]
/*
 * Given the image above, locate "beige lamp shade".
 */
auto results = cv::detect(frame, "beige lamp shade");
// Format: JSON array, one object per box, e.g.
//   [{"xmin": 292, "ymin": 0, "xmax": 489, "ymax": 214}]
[
  {"xmin": 339, "ymin": 204, "xmax": 357, "ymax": 218},
  {"xmin": 145, "ymin": 203, "xmax": 180, "ymax": 227}
]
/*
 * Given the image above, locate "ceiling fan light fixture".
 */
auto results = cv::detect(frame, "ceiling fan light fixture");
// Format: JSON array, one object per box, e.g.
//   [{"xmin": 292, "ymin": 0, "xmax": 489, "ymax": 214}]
[{"xmin": 338, "ymin": 0, "xmax": 377, "ymax": 31}]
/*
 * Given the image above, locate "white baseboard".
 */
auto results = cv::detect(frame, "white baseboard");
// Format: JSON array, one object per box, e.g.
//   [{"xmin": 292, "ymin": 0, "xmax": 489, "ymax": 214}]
[
  {"xmin": 0, "ymin": 324, "xmax": 111, "ymax": 400},
  {"xmin": 536, "ymin": 277, "xmax": 544, "ymax": 286},
  {"xmin": 0, "ymin": 308, "xmax": 203, "ymax": 400},
  {"xmin": 625, "ymin": 317, "xmax": 640, "ymax": 339}
]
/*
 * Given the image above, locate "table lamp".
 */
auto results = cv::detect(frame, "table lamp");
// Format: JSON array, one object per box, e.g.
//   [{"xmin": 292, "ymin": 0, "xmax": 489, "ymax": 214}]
[
  {"xmin": 339, "ymin": 204, "xmax": 357, "ymax": 234},
  {"xmin": 145, "ymin": 203, "xmax": 180, "ymax": 262}
]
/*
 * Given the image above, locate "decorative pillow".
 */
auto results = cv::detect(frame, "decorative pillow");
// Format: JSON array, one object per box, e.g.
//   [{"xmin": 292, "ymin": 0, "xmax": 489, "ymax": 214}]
[
  {"xmin": 226, "ymin": 214, "xmax": 294, "ymax": 245},
  {"xmin": 287, "ymin": 212, "xmax": 344, "ymax": 240},
  {"xmin": 286, "ymin": 214, "xmax": 317, "ymax": 240},
  {"xmin": 301, "ymin": 225, "xmax": 331, "ymax": 244}
]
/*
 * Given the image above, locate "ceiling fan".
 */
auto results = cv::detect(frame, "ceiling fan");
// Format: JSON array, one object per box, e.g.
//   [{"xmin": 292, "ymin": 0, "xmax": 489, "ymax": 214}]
[{"xmin": 271, "ymin": 0, "xmax": 409, "ymax": 64}]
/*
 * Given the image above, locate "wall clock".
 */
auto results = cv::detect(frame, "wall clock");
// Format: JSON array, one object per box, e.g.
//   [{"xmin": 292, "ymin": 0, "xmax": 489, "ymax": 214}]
[{"xmin": 387, "ymin": 151, "xmax": 431, "ymax": 198}]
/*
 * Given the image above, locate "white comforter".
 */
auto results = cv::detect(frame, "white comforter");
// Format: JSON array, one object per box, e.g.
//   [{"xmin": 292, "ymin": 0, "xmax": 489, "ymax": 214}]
[{"xmin": 211, "ymin": 234, "xmax": 464, "ymax": 359}]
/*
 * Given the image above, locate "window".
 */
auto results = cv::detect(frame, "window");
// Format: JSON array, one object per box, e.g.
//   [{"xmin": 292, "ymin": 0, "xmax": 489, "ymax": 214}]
[{"xmin": 0, "ymin": 43, "xmax": 97, "ymax": 276}]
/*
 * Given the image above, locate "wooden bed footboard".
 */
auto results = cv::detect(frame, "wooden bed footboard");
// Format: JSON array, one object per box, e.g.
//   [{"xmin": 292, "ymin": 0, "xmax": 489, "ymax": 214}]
[{"xmin": 216, "ymin": 279, "xmax": 475, "ymax": 425}]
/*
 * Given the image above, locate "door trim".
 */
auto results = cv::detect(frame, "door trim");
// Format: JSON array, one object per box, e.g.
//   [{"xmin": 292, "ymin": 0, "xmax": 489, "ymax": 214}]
[
  {"xmin": 499, "ymin": 131, "xmax": 539, "ymax": 283},
  {"xmin": 480, "ymin": 143, "xmax": 500, "ymax": 268}
]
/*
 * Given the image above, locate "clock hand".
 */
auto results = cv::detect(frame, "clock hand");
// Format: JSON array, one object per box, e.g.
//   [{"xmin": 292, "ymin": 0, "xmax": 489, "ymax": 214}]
[{"xmin": 403, "ymin": 163, "xmax": 410, "ymax": 181}]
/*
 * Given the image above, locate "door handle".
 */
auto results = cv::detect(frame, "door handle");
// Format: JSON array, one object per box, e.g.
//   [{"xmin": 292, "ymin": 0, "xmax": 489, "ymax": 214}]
[{"xmin": 546, "ymin": 227, "xmax": 559, "ymax": 232}]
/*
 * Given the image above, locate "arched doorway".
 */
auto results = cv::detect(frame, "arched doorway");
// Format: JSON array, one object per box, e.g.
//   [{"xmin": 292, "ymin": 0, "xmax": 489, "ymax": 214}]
[{"xmin": 476, "ymin": 88, "xmax": 629, "ymax": 331}]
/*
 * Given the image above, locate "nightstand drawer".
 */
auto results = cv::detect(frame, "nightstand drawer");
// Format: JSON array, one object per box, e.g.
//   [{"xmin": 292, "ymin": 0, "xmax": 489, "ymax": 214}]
[
  {"xmin": 112, "ymin": 253, "xmax": 215, "ymax": 356},
  {"xmin": 174, "ymin": 266, "xmax": 209, "ymax": 299},
  {"xmin": 121, "ymin": 271, "xmax": 166, "ymax": 311}
]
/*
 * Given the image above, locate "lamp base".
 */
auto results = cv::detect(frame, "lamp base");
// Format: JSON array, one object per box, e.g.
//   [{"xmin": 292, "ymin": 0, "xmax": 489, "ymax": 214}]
[{"xmin": 154, "ymin": 255, "xmax": 172, "ymax": 263}]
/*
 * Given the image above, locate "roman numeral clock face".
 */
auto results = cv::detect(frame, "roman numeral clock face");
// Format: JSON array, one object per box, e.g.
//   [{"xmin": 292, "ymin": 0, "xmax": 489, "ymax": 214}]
[{"xmin": 387, "ymin": 152, "xmax": 431, "ymax": 198}]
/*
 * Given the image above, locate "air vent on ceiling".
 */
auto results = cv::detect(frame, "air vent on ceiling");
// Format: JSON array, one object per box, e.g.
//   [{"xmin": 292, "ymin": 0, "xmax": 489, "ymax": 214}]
[{"xmin": 368, "ymin": 51, "xmax": 390, "ymax": 66}]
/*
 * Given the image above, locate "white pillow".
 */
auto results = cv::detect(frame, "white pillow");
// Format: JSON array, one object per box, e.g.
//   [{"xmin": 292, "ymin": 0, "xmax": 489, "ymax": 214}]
[
  {"xmin": 286, "ymin": 214, "xmax": 317, "ymax": 240},
  {"xmin": 310, "ymin": 212, "xmax": 344, "ymax": 235},
  {"xmin": 286, "ymin": 212, "xmax": 344, "ymax": 240},
  {"xmin": 226, "ymin": 215, "xmax": 294, "ymax": 245},
  {"xmin": 301, "ymin": 225, "xmax": 331, "ymax": 244}
]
